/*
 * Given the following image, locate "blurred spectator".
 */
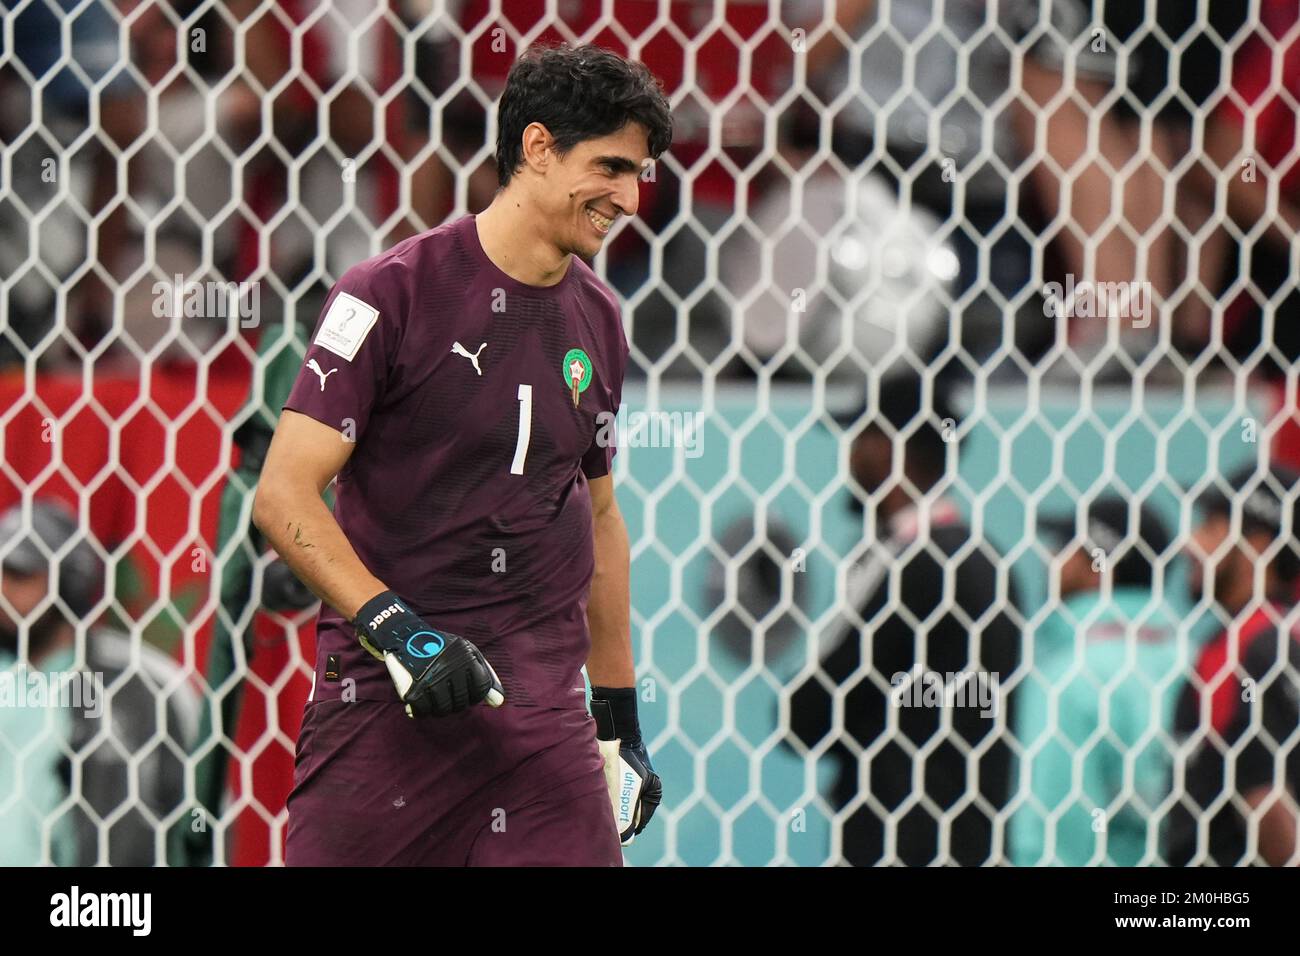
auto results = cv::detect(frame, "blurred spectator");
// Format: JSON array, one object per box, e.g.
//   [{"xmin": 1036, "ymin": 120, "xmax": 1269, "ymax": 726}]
[
  {"xmin": 0, "ymin": 500, "xmax": 199, "ymax": 865},
  {"xmin": 1010, "ymin": 0, "xmax": 1246, "ymax": 374},
  {"xmin": 1, "ymin": 0, "xmax": 462, "ymax": 372},
  {"xmin": 107, "ymin": 0, "xmax": 238, "ymax": 365},
  {"xmin": 64, "ymin": 624, "xmax": 201, "ymax": 865},
  {"xmin": 718, "ymin": 111, "xmax": 958, "ymax": 382},
  {"xmin": 0, "ymin": 500, "xmax": 92, "ymax": 864},
  {"xmin": 1011, "ymin": 496, "xmax": 1182, "ymax": 865},
  {"xmin": 792, "ymin": 0, "xmax": 1033, "ymax": 370},
  {"xmin": 1169, "ymin": 463, "xmax": 1300, "ymax": 866},
  {"xmin": 1181, "ymin": 1, "xmax": 1300, "ymax": 378},
  {"xmin": 788, "ymin": 370, "xmax": 1022, "ymax": 865},
  {"xmin": 234, "ymin": 0, "xmax": 458, "ymax": 282},
  {"xmin": 0, "ymin": 0, "xmax": 144, "ymax": 369}
]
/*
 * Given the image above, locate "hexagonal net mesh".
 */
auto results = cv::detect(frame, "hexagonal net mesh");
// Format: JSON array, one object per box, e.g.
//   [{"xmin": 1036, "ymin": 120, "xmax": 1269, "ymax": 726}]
[{"xmin": 1, "ymin": 0, "xmax": 1299, "ymax": 866}]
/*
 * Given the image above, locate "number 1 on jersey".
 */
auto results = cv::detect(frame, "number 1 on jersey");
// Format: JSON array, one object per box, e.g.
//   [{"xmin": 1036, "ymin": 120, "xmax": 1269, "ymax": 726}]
[{"xmin": 511, "ymin": 383, "xmax": 532, "ymax": 475}]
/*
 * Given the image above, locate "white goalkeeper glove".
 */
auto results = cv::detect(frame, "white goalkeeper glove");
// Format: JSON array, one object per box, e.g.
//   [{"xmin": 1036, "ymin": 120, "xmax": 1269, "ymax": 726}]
[{"xmin": 591, "ymin": 686, "xmax": 661, "ymax": 845}]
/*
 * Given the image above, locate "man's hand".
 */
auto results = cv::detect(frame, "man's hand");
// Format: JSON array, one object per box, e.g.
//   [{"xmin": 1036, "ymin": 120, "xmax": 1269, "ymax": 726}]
[
  {"xmin": 354, "ymin": 590, "xmax": 505, "ymax": 717},
  {"xmin": 591, "ymin": 686, "xmax": 661, "ymax": 845}
]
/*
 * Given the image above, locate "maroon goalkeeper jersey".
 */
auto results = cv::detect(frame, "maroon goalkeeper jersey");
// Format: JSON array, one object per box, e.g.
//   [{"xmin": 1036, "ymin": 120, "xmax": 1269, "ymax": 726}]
[{"xmin": 282, "ymin": 214, "xmax": 628, "ymax": 710}]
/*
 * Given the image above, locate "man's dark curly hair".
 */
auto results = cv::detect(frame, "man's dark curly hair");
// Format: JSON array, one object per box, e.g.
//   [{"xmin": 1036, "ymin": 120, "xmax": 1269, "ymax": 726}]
[{"xmin": 495, "ymin": 43, "xmax": 673, "ymax": 188}]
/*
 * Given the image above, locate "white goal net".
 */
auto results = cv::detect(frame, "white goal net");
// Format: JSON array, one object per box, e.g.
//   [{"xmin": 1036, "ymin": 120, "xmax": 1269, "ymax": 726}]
[{"xmin": 1, "ymin": 0, "xmax": 1298, "ymax": 866}]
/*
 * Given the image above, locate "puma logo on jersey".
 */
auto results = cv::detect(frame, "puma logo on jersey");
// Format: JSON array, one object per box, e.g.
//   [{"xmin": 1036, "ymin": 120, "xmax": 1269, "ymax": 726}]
[
  {"xmin": 451, "ymin": 341, "xmax": 486, "ymax": 376},
  {"xmin": 368, "ymin": 602, "xmax": 406, "ymax": 631},
  {"xmin": 306, "ymin": 358, "xmax": 338, "ymax": 391}
]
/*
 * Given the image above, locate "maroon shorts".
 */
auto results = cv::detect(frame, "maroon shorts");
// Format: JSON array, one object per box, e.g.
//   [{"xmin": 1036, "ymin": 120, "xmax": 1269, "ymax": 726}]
[{"xmin": 285, "ymin": 699, "xmax": 622, "ymax": 866}]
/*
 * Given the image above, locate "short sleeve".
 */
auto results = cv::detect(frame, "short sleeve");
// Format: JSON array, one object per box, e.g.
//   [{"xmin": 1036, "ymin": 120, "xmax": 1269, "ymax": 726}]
[
  {"xmin": 580, "ymin": 315, "xmax": 629, "ymax": 480},
  {"xmin": 282, "ymin": 268, "xmax": 397, "ymax": 443}
]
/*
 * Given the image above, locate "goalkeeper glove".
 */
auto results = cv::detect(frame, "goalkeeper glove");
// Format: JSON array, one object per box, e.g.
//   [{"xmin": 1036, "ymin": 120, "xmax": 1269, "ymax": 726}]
[
  {"xmin": 591, "ymin": 685, "xmax": 661, "ymax": 845},
  {"xmin": 353, "ymin": 590, "xmax": 505, "ymax": 718}
]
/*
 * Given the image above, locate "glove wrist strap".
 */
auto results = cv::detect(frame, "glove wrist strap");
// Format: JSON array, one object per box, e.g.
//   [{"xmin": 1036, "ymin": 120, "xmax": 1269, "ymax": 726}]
[
  {"xmin": 353, "ymin": 589, "xmax": 410, "ymax": 653},
  {"xmin": 590, "ymin": 685, "xmax": 641, "ymax": 746}
]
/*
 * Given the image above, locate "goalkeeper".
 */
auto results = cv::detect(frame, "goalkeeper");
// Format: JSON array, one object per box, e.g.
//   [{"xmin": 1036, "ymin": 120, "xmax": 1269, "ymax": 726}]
[{"xmin": 253, "ymin": 44, "xmax": 671, "ymax": 865}]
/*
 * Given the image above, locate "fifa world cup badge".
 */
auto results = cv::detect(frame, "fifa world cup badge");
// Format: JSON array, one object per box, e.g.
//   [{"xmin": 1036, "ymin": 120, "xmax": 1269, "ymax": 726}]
[{"xmin": 563, "ymin": 347, "xmax": 593, "ymax": 408}]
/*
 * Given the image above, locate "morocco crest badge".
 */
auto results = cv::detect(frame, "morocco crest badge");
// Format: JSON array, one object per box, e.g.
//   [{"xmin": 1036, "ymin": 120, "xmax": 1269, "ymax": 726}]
[{"xmin": 563, "ymin": 347, "xmax": 593, "ymax": 408}]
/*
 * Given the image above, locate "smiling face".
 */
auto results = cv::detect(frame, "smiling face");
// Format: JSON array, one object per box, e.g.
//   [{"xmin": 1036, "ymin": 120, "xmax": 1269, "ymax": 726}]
[{"xmin": 529, "ymin": 121, "xmax": 650, "ymax": 260}]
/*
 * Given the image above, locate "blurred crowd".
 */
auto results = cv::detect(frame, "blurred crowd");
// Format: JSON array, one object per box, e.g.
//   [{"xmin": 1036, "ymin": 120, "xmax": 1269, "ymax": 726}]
[
  {"xmin": 0, "ymin": 500, "xmax": 199, "ymax": 865},
  {"xmin": 0, "ymin": 0, "xmax": 1297, "ymax": 388},
  {"xmin": 790, "ymin": 369, "xmax": 1300, "ymax": 866}
]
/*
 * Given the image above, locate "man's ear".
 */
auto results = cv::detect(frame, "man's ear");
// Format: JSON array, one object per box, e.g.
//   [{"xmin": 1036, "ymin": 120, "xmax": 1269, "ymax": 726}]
[{"xmin": 520, "ymin": 122, "xmax": 554, "ymax": 174}]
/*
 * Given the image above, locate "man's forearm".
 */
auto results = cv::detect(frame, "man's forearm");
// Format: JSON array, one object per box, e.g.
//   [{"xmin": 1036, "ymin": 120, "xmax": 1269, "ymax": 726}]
[
  {"xmin": 253, "ymin": 482, "xmax": 386, "ymax": 622},
  {"xmin": 586, "ymin": 503, "xmax": 635, "ymax": 687}
]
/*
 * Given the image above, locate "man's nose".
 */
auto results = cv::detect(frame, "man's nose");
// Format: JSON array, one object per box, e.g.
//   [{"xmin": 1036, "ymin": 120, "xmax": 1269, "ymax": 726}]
[{"xmin": 613, "ymin": 175, "xmax": 640, "ymax": 219}]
